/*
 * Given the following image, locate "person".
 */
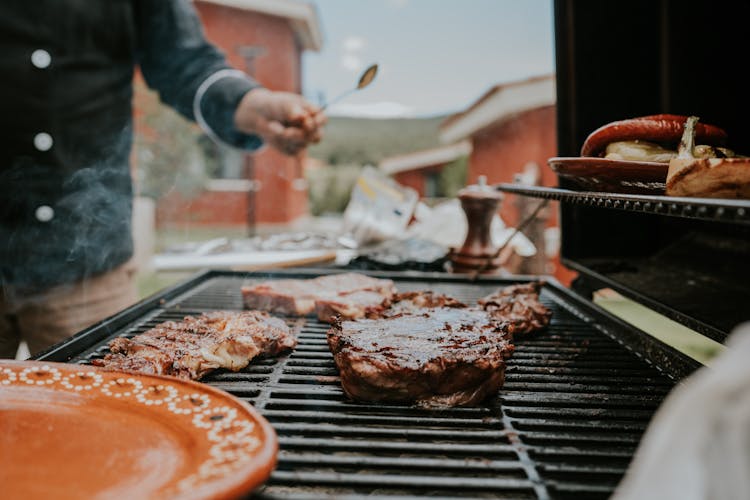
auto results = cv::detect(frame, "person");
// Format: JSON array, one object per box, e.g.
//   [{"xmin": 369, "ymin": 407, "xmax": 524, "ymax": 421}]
[{"xmin": 0, "ymin": 0, "xmax": 326, "ymax": 358}]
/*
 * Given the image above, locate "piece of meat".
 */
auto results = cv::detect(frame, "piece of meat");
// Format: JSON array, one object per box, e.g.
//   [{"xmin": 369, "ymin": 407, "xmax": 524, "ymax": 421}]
[
  {"xmin": 478, "ymin": 281, "xmax": 552, "ymax": 335},
  {"xmin": 314, "ymin": 290, "xmax": 391, "ymax": 323},
  {"xmin": 241, "ymin": 279, "xmax": 320, "ymax": 315},
  {"xmin": 327, "ymin": 307, "xmax": 514, "ymax": 407},
  {"xmin": 382, "ymin": 291, "xmax": 466, "ymax": 316},
  {"xmin": 241, "ymin": 273, "xmax": 396, "ymax": 322},
  {"xmin": 92, "ymin": 311, "xmax": 295, "ymax": 380},
  {"xmin": 198, "ymin": 311, "xmax": 297, "ymax": 356}
]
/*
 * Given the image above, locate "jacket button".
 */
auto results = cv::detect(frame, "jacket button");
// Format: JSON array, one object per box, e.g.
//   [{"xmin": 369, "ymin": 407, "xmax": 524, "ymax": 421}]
[
  {"xmin": 31, "ymin": 49, "xmax": 52, "ymax": 69},
  {"xmin": 34, "ymin": 132, "xmax": 53, "ymax": 151},
  {"xmin": 35, "ymin": 205, "xmax": 55, "ymax": 222}
]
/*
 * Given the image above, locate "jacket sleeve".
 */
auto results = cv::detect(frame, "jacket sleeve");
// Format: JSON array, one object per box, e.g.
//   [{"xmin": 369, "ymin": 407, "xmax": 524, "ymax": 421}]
[{"xmin": 135, "ymin": 0, "xmax": 263, "ymax": 150}]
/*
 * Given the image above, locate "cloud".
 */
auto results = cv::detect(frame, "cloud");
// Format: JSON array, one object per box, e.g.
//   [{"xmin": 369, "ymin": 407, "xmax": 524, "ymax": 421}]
[
  {"xmin": 340, "ymin": 36, "xmax": 367, "ymax": 72},
  {"xmin": 340, "ymin": 54, "xmax": 362, "ymax": 72},
  {"xmin": 343, "ymin": 36, "xmax": 366, "ymax": 52},
  {"xmin": 328, "ymin": 101, "xmax": 415, "ymax": 118}
]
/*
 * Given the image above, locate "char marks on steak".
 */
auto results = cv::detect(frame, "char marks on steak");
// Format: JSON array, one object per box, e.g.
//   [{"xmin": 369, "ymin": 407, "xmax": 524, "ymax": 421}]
[
  {"xmin": 92, "ymin": 311, "xmax": 295, "ymax": 380},
  {"xmin": 314, "ymin": 290, "xmax": 392, "ymax": 323},
  {"xmin": 242, "ymin": 273, "xmax": 396, "ymax": 322},
  {"xmin": 382, "ymin": 291, "xmax": 466, "ymax": 317},
  {"xmin": 241, "ymin": 279, "xmax": 320, "ymax": 315},
  {"xmin": 478, "ymin": 282, "xmax": 552, "ymax": 335},
  {"xmin": 328, "ymin": 308, "xmax": 514, "ymax": 407}
]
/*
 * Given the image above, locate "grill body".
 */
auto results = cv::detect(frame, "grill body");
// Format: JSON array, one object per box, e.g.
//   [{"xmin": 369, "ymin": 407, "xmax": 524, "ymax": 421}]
[{"xmin": 34, "ymin": 270, "xmax": 694, "ymax": 499}]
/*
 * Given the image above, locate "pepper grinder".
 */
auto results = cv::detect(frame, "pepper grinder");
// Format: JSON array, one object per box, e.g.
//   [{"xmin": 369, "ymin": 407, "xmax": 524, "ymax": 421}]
[{"xmin": 448, "ymin": 176, "xmax": 505, "ymax": 274}]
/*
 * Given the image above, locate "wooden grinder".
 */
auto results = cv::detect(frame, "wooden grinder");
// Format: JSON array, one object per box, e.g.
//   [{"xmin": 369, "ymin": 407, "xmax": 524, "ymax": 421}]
[{"xmin": 449, "ymin": 176, "xmax": 505, "ymax": 274}]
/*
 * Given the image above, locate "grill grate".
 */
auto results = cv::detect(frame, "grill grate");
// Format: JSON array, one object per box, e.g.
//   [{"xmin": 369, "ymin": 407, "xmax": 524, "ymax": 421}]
[{"xmin": 58, "ymin": 274, "xmax": 676, "ymax": 500}]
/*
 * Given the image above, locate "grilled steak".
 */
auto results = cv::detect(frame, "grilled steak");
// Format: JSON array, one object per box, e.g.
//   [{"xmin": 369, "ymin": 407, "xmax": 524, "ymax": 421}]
[
  {"xmin": 314, "ymin": 290, "xmax": 391, "ymax": 323},
  {"xmin": 381, "ymin": 291, "xmax": 466, "ymax": 316},
  {"xmin": 241, "ymin": 279, "xmax": 320, "ymax": 315},
  {"xmin": 242, "ymin": 273, "xmax": 396, "ymax": 322},
  {"xmin": 479, "ymin": 281, "xmax": 551, "ymax": 335},
  {"xmin": 327, "ymin": 308, "xmax": 513, "ymax": 407},
  {"xmin": 92, "ymin": 311, "xmax": 295, "ymax": 380}
]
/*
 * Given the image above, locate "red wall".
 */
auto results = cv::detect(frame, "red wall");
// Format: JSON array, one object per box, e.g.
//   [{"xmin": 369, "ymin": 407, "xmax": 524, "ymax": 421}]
[
  {"xmin": 156, "ymin": 190, "xmax": 249, "ymax": 227},
  {"xmin": 196, "ymin": 2, "xmax": 308, "ymax": 225},
  {"xmin": 393, "ymin": 166, "xmax": 442, "ymax": 197},
  {"xmin": 469, "ymin": 106, "xmax": 557, "ymax": 225},
  {"xmin": 143, "ymin": 2, "xmax": 309, "ymax": 228},
  {"xmin": 468, "ymin": 105, "xmax": 576, "ymax": 284}
]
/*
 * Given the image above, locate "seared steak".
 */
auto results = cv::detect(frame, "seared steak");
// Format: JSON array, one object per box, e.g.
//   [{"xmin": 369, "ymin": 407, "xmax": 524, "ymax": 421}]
[
  {"xmin": 241, "ymin": 279, "xmax": 320, "ymax": 315},
  {"xmin": 327, "ymin": 307, "xmax": 513, "ymax": 407},
  {"xmin": 242, "ymin": 273, "xmax": 396, "ymax": 322},
  {"xmin": 314, "ymin": 290, "xmax": 391, "ymax": 323},
  {"xmin": 92, "ymin": 311, "xmax": 295, "ymax": 380},
  {"xmin": 382, "ymin": 291, "xmax": 466, "ymax": 316},
  {"xmin": 479, "ymin": 282, "xmax": 551, "ymax": 335}
]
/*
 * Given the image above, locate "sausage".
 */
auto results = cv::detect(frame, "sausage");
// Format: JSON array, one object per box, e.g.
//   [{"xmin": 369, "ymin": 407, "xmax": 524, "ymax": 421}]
[{"xmin": 581, "ymin": 114, "xmax": 728, "ymax": 157}]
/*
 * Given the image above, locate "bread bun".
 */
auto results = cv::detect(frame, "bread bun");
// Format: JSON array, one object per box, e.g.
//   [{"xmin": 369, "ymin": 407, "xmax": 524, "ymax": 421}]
[{"xmin": 666, "ymin": 157, "xmax": 750, "ymax": 198}]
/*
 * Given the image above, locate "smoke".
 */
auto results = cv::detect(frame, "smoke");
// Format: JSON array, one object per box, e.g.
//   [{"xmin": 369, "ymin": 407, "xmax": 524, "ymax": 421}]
[{"xmin": 1, "ymin": 126, "xmax": 135, "ymax": 299}]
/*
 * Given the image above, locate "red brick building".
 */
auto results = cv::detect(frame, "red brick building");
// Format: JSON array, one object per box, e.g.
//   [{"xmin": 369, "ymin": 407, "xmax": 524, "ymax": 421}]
[
  {"xmin": 439, "ymin": 75, "xmax": 575, "ymax": 283},
  {"xmin": 379, "ymin": 141, "xmax": 472, "ymax": 197},
  {"xmin": 143, "ymin": 0, "xmax": 322, "ymax": 229}
]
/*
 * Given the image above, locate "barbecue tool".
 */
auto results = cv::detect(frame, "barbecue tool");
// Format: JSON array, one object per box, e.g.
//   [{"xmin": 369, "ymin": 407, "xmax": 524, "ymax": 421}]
[{"xmin": 320, "ymin": 64, "xmax": 378, "ymax": 111}]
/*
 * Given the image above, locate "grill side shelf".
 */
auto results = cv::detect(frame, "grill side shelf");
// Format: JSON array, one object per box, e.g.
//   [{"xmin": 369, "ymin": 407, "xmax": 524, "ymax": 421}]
[{"xmin": 494, "ymin": 183, "xmax": 750, "ymax": 225}]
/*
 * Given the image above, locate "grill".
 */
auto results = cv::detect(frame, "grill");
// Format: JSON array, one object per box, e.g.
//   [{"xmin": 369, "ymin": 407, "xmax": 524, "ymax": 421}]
[{"xmin": 34, "ymin": 269, "xmax": 695, "ymax": 500}]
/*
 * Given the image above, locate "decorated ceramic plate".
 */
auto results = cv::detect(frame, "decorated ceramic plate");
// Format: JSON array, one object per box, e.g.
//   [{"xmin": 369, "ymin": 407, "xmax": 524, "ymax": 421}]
[
  {"xmin": 0, "ymin": 360, "xmax": 277, "ymax": 500},
  {"xmin": 548, "ymin": 157, "xmax": 669, "ymax": 194}
]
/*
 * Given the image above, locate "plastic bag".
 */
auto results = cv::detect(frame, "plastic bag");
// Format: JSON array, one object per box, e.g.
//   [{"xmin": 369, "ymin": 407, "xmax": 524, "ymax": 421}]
[{"xmin": 340, "ymin": 166, "xmax": 418, "ymax": 247}]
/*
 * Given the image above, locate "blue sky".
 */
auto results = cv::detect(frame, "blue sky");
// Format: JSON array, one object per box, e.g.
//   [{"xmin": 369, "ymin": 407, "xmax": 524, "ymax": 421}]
[{"xmin": 303, "ymin": 0, "xmax": 554, "ymax": 118}]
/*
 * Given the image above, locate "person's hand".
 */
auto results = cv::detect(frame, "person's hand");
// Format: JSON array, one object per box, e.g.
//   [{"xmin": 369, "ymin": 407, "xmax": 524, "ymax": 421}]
[{"xmin": 234, "ymin": 88, "xmax": 326, "ymax": 155}]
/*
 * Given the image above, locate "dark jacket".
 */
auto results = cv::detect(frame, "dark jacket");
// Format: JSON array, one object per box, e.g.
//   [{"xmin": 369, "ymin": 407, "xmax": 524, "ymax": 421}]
[{"xmin": 0, "ymin": 0, "xmax": 261, "ymax": 290}]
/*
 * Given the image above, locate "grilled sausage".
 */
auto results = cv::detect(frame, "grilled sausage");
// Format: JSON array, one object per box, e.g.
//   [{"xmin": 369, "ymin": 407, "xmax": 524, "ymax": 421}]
[{"xmin": 581, "ymin": 114, "xmax": 728, "ymax": 157}]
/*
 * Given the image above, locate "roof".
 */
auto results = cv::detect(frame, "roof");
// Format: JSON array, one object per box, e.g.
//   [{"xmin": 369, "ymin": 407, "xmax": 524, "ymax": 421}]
[
  {"xmin": 197, "ymin": 0, "xmax": 322, "ymax": 51},
  {"xmin": 379, "ymin": 141, "xmax": 472, "ymax": 175},
  {"xmin": 439, "ymin": 75, "xmax": 555, "ymax": 144}
]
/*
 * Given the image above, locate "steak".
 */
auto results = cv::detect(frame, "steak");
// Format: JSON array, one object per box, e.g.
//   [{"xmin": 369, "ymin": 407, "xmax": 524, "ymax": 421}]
[
  {"xmin": 479, "ymin": 281, "xmax": 552, "ymax": 335},
  {"xmin": 327, "ymin": 307, "xmax": 514, "ymax": 407},
  {"xmin": 92, "ymin": 311, "xmax": 295, "ymax": 380},
  {"xmin": 382, "ymin": 291, "xmax": 466, "ymax": 316},
  {"xmin": 314, "ymin": 290, "xmax": 391, "ymax": 323},
  {"xmin": 241, "ymin": 279, "xmax": 320, "ymax": 315},
  {"xmin": 242, "ymin": 273, "xmax": 396, "ymax": 322}
]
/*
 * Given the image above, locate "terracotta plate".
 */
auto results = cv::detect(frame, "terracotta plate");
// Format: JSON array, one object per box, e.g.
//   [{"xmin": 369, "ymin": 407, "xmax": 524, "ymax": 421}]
[
  {"xmin": 548, "ymin": 157, "xmax": 669, "ymax": 194},
  {"xmin": 0, "ymin": 360, "xmax": 277, "ymax": 500}
]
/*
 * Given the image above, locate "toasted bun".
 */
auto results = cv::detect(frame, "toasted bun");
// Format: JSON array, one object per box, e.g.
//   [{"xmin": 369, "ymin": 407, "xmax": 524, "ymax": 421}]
[{"xmin": 666, "ymin": 157, "xmax": 750, "ymax": 198}]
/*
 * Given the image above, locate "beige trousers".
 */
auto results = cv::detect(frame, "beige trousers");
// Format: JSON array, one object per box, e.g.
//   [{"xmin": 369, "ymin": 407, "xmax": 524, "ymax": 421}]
[{"xmin": 0, "ymin": 261, "xmax": 138, "ymax": 359}]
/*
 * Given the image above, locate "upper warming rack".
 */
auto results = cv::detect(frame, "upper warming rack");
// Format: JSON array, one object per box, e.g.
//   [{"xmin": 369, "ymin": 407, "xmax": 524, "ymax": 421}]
[{"xmin": 494, "ymin": 183, "xmax": 750, "ymax": 226}]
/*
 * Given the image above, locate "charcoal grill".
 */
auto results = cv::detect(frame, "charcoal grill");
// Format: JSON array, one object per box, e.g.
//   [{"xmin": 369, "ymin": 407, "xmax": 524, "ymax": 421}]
[{"xmin": 34, "ymin": 269, "xmax": 697, "ymax": 499}]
